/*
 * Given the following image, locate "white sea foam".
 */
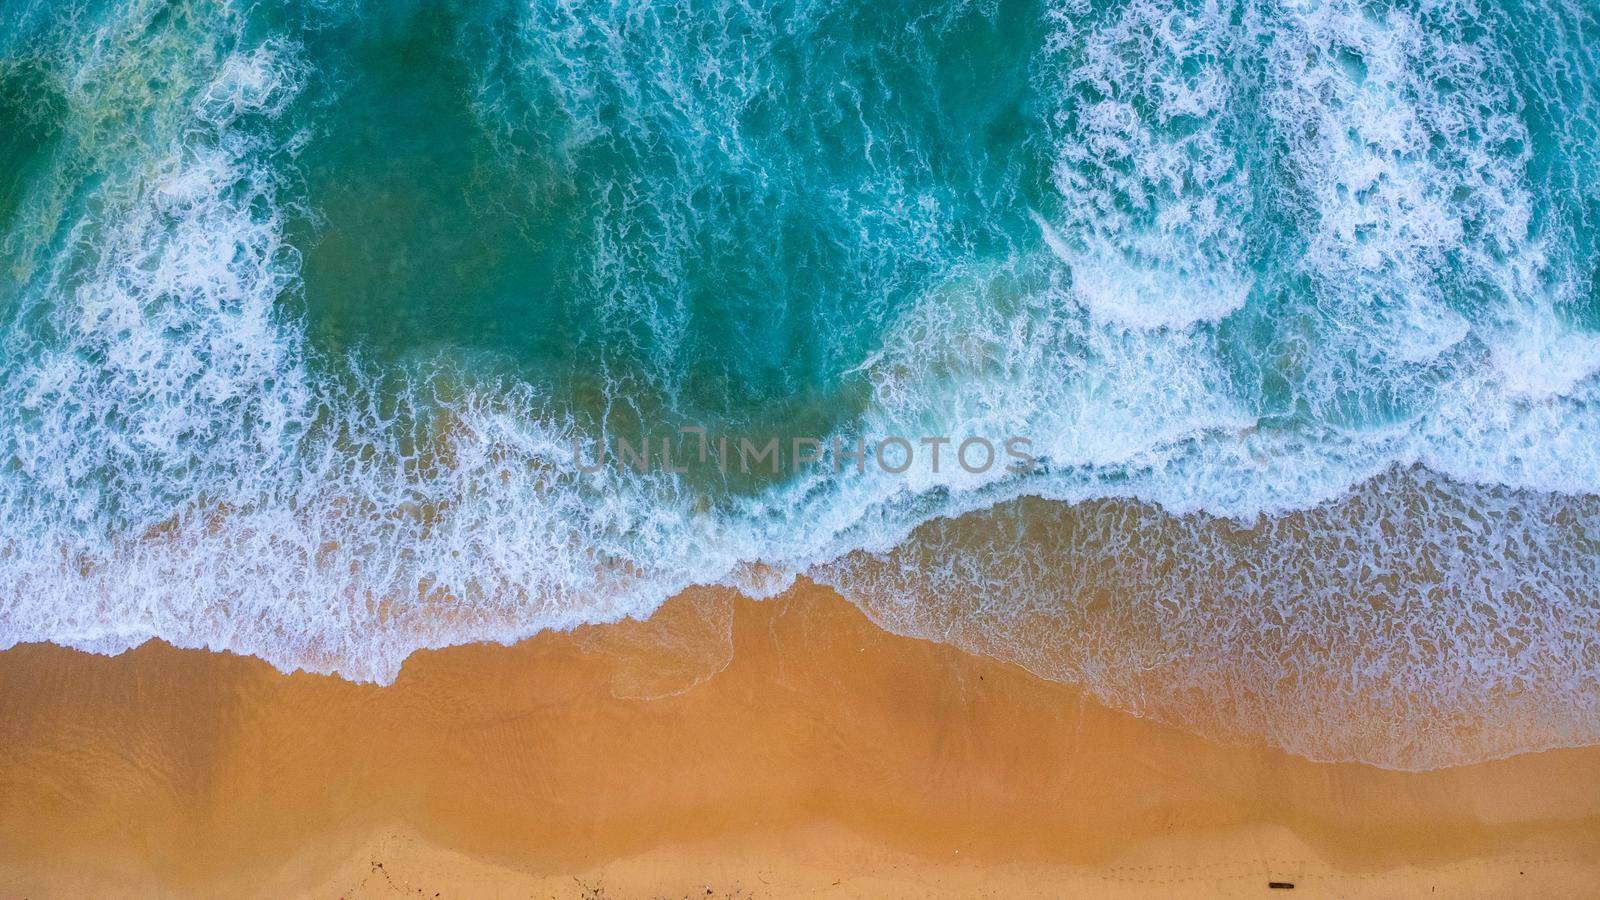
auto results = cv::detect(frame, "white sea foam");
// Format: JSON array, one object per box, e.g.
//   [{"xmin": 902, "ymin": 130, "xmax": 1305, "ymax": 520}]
[
  {"xmin": 1040, "ymin": 0, "xmax": 1255, "ymax": 331},
  {"xmin": 814, "ymin": 470, "xmax": 1600, "ymax": 771},
  {"xmin": 1485, "ymin": 304, "xmax": 1600, "ymax": 402},
  {"xmin": 0, "ymin": 0, "xmax": 1597, "ymax": 771}
]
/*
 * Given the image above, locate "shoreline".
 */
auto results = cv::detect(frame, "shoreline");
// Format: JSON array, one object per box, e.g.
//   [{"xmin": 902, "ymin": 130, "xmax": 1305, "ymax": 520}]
[{"xmin": 2, "ymin": 583, "xmax": 1598, "ymax": 897}]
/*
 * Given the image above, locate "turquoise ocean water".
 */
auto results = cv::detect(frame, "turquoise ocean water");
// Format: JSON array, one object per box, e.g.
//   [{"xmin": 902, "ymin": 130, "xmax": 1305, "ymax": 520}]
[{"xmin": 1, "ymin": 0, "xmax": 1598, "ymax": 768}]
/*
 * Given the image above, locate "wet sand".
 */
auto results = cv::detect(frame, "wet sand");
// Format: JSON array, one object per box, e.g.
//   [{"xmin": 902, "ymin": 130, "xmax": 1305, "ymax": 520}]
[{"xmin": 1, "ymin": 582, "xmax": 1597, "ymax": 897}]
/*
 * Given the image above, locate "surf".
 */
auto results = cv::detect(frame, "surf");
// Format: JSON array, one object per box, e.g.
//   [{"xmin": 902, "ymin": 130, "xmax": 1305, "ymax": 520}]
[{"xmin": 0, "ymin": 0, "xmax": 1596, "ymax": 769}]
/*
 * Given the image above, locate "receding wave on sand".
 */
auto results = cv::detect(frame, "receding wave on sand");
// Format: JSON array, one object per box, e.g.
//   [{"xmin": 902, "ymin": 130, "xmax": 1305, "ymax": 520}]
[{"xmin": 2, "ymin": 585, "xmax": 1598, "ymax": 898}]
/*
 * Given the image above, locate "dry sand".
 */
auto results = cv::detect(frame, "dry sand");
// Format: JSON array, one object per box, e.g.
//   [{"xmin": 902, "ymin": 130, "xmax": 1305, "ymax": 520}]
[{"xmin": 1, "ymin": 582, "xmax": 1597, "ymax": 897}]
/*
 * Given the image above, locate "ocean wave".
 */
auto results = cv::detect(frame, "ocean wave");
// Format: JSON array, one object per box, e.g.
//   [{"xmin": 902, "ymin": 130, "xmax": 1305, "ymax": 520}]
[
  {"xmin": 0, "ymin": 0, "xmax": 1597, "ymax": 769},
  {"xmin": 816, "ymin": 470, "xmax": 1600, "ymax": 771}
]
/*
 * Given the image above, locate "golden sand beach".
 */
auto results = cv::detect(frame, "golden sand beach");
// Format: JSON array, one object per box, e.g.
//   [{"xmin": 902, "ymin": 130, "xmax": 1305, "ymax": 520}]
[{"xmin": 1, "ymin": 583, "xmax": 1597, "ymax": 898}]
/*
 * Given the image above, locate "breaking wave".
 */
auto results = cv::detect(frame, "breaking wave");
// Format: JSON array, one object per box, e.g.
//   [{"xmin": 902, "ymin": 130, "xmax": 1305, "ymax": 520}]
[{"xmin": 0, "ymin": 0, "xmax": 1597, "ymax": 769}]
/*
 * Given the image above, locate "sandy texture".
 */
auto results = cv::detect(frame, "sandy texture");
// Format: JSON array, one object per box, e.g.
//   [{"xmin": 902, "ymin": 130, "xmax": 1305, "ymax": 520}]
[{"xmin": 1, "ymin": 582, "xmax": 1597, "ymax": 897}]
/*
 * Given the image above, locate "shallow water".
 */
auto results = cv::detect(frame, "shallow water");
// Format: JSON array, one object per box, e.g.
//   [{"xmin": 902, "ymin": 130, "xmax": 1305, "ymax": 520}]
[{"xmin": 1, "ymin": 0, "xmax": 1597, "ymax": 768}]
